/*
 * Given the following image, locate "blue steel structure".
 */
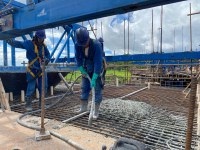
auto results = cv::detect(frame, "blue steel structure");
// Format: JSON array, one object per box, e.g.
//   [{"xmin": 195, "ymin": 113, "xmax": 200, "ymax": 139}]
[
  {"xmin": 3, "ymin": 40, "xmax": 7, "ymax": 66},
  {"xmin": 52, "ymin": 51, "xmax": 200, "ymax": 63},
  {"xmin": 1, "ymin": 0, "xmax": 197, "ymax": 71},
  {"xmin": 0, "ymin": 65, "xmax": 77, "ymax": 73},
  {"xmin": 0, "ymin": 23, "xmax": 80, "ymax": 71},
  {"xmin": 106, "ymin": 51, "xmax": 200, "ymax": 62},
  {"xmin": 1, "ymin": 0, "xmax": 198, "ymax": 94},
  {"xmin": 1, "ymin": 0, "xmax": 25, "ymax": 8},
  {"xmin": 0, "ymin": 0, "xmax": 186, "ymax": 40}
]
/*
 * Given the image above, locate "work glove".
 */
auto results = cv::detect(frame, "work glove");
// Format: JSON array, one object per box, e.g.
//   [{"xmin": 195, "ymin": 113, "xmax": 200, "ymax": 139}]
[
  {"xmin": 79, "ymin": 66, "xmax": 88, "ymax": 76},
  {"xmin": 91, "ymin": 73, "xmax": 99, "ymax": 88}
]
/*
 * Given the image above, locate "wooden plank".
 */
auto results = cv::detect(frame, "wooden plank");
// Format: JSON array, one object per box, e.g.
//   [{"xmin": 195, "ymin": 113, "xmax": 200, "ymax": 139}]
[{"xmin": 0, "ymin": 78, "xmax": 10, "ymax": 111}]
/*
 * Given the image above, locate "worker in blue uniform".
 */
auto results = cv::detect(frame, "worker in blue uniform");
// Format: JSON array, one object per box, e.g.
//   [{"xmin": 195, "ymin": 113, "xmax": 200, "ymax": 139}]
[
  {"xmin": 75, "ymin": 27, "xmax": 103, "ymax": 119},
  {"xmin": 6, "ymin": 30, "xmax": 50, "ymax": 111}
]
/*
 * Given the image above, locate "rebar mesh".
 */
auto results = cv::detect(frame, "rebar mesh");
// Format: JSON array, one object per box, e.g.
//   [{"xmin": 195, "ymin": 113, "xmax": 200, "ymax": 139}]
[{"xmin": 11, "ymin": 85, "xmax": 198, "ymax": 149}]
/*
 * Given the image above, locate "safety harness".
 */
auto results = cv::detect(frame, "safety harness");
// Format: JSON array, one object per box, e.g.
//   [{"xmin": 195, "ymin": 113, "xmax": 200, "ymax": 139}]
[{"xmin": 26, "ymin": 42, "xmax": 45, "ymax": 79}]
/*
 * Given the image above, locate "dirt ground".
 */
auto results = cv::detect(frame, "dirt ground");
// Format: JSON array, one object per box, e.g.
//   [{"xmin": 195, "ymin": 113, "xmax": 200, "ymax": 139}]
[
  {"xmin": 55, "ymin": 126, "xmax": 115, "ymax": 150},
  {"xmin": 0, "ymin": 110, "xmax": 115, "ymax": 150}
]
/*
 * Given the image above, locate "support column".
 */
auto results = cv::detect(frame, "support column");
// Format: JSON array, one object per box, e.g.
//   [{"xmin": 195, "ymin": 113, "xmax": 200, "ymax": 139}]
[
  {"xmin": 6, "ymin": 93, "xmax": 9, "ymax": 102},
  {"xmin": 11, "ymin": 45, "xmax": 16, "ymax": 66},
  {"xmin": 67, "ymin": 37, "xmax": 70, "ymax": 63},
  {"xmin": 148, "ymin": 82, "xmax": 151, "ymax": 89},
  {"xmin": 10, "ymin": 92, "xmax": 13, "ymax": 102},
  {"xmin": 54, "ymin": 30, "xmax": 72, "ymax": 63},
  {"xmin": 3, "ymin": 41, "xmax": 8, "ymax": 66},
  {"xmin": 116, "ymin": 77, "xmax": 119, "ymax": 87},
  {"xmin": 50, "ymin": 86, "xmax": 54, "ymax": 96},
  {"xmin": 21, "ymin": 90, "xmax": 25, "ymax": 102},
  {"xmin": 50, "ymin": 30, "xmax": 67, "ymax": 59}
]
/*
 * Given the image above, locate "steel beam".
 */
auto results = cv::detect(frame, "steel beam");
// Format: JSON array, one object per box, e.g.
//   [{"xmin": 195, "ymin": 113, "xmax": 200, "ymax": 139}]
[
  {"xmin": 53, "ymin": 30, "xmax": 73, "ymax": 63},
  {"xmin": 51, "ymin": 57, "xmax": 75, "ymax": 63},
  {"xmin": 0, "ymin": 0, "xmax": 185, "ymax": 39},
  {"xmin": 50, "ymin": 29, "xmax": 67, "ymax": 59},
  {"xmin": 22, "ymin": 35, "xmax": 27, "ymax": 41},
  {"xmin": 105, "ymin": 51, "xmax": 200, "ymax": 62},
  {"xmin": 2, "ymin": 0, "xmax": 25, "ymax": 8},
  {"xmin": 52, "ymin": 51, "xmax": 200, "ymax": 63},
  {"xmin": 0, "ymin": 65, "xmax": 78, "ymax": 73},
  {"xmin": 67, "ymin": 36, "xmax": 70, "ymax": 63}
]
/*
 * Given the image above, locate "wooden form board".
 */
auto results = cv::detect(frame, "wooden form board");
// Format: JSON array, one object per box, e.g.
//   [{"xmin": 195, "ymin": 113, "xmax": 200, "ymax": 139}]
[{"xmin": 0, "ymin": 78, "xmax": 10, "ymax": 111}]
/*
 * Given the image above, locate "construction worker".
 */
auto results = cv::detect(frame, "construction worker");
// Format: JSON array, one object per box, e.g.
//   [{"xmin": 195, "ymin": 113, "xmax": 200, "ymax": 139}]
[
  {"xmin": 6, "ymin": 30, "xmax": 50, "ymax": 111},
  {"xmin": 75, "ymin": 27, "xmax": 103, "ymax": 119}
]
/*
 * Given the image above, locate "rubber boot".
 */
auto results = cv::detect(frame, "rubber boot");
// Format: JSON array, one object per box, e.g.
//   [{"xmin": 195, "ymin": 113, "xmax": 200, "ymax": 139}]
[
  {"xmin": 77, "ymin": 100, "xmax": 88, "ymax": 113},
  {"xmin": 93, "ymin": 103, "xmax": 100, "ymax": 120},
  {"xmin": 25, "ymin": 96, "xmax": 32, "ymax": 111}
]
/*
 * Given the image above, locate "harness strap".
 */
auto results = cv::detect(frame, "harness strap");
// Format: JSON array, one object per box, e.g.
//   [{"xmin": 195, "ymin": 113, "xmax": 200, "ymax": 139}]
[
  {"xmin": 27, "ymin": 67, "xmax": 36, "ymax": 78},
  {"xmin": 26, "ymin": 42, "xmax": 45, "ymax": 78}
]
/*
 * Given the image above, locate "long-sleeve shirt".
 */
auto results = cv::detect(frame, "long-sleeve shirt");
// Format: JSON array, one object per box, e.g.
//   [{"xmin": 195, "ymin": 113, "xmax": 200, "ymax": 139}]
[
  {"xmin": 8, "ymin": 40, "xmax": 50, "ymax": 68},
  {"xmin": 75, "ymin": 38, "xmax": 103, "ymax": 75}
]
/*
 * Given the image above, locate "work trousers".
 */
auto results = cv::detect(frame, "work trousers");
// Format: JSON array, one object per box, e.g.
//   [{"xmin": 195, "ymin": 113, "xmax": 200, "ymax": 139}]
[
  {"xmin": 26, "ymin": 72, "xmax": 48, "ymax": 106},
  {"xmin": 81, "ymin": 75, "xmax": 102, "ymax": 104}
]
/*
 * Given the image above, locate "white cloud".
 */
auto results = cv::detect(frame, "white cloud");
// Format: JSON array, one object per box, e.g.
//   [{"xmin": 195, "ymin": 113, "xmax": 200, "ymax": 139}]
[{"xmin": 93, "ymin": 0, "xmax": 200, "ymax": 55}]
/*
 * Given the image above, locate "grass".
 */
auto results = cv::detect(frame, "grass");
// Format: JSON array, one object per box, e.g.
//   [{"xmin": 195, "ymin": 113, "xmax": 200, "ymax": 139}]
[
  {"xmin": 65, "ymin": 71, "xmax": 81, "ymax": 83},
  {"xmin": 65, "ymin": 69, "xmax": 131, "ymax": 84},
  {"xmin": 106, "ymin": 69, "xmax": 131, "ymax": 77}
]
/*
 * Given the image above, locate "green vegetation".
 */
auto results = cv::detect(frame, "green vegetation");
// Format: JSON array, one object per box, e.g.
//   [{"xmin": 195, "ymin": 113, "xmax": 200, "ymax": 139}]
[
  {"xmin": 65, "ymin": 68, "xmax": 131, "ymax": 84},
  {"xmin": 106, "ymin": 69, "xmax": 131, "ymax": 77},
  {"xmin": 65, "ymin": 71, "xmax": 81, "ymax": 83},
  {"xmin": 65, "ymin": 62, "xmax": 138, "ymax": 84}
]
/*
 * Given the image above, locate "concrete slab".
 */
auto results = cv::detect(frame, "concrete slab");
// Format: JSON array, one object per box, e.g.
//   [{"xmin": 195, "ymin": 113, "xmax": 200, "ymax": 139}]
[
  {"xmin": 56, "ymin": 125, "xmax": 115, "ymax": 150},
  {"xmin": 0, "ymin": 111, "xmax": 76, "ymax": 150},
  {"xmin": 35, "ymin": 130, "xmax": 51, "ymax": 141}
]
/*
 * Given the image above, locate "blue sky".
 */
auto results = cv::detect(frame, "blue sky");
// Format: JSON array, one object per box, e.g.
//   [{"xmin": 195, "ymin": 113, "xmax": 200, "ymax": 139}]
[{"xmin": 0, "ymin": 0, "xmax": 200, "ymax": 66}]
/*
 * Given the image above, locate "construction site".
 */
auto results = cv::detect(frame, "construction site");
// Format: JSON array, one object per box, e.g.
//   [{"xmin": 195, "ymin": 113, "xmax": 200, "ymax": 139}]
[{"xmin": 0, "ymin": 0, "xmax": 200, "ymax": 150}]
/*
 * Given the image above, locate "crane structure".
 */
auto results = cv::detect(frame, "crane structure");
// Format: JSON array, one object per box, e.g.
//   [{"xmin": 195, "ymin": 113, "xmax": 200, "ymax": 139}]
[
  {"xmin": 0, "ymin": 0, "xmax": 186, "ymax": 39},
  {"xmin": 1, "ymin": 1, "xmax": 200, "ymax": 148},
  {"xmin": 3, "ymin": 0, "xmax": 199, "ymax": 67},
  {"xmin": 1, "ymin": 0, "xmax": 199, "ymax": 74}
]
